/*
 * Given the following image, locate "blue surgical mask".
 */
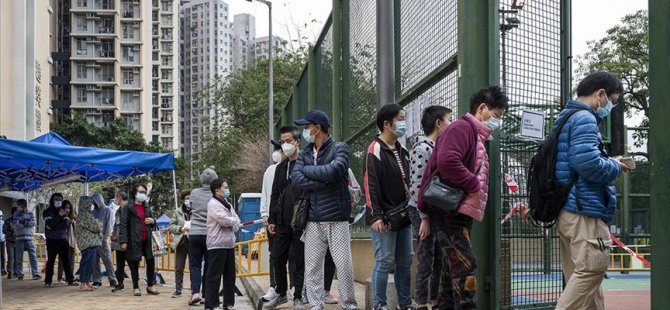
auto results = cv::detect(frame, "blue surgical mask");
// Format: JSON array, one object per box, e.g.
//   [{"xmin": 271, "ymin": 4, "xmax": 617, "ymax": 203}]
[
  {"xmin": 54, "ymin": 201, "xmax": 62, "ymax": 208},
  {"xmin": 487, "ymin": 117, "xmax": 502, "ymax": 131},
  {"xmin": 394, "ymin": 121, "xmax": 407, "ymax": 138},
  {"xmin": 224, "ymin": 189, "xmax": 231, "ymax": 198},
  {"xmin": 302, "ymin": 128, "xmax": 316, "ymax": 143},
  {"xmin": 184, "ymin": 199, "xmax": 191, "ymax": 207},
  {"xmin": 597, "ymin": 100, "xmax": 613, "ymax": 118},
  {"xmin": 136, "ymin": 193, "xmax": 147, "ymax": 203}
]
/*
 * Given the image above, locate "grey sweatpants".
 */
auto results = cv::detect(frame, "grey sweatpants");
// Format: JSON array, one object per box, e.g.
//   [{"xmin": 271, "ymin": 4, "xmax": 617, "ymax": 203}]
[
  {"xmin": 92, "ymin": 240, "xmax": 117, "ymax": 284},
  {"xmin": 304, "ymin": 221, "xmax": 357, "ymax": 310}
]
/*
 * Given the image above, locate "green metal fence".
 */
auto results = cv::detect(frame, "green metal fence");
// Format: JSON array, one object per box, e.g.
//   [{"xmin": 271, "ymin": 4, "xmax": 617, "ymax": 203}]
[{"xmin": 277, "ymin": 0, "xmax": 573, "ymax": 308}]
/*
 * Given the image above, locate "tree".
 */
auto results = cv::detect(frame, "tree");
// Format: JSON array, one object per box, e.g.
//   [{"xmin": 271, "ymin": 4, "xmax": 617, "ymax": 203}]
[
  {"xmin": 194, "ymin": 51, "xmax": 306, "ymax": 193},
  {"xmin": 576, "ymin": 10, "xmax": 649, "ymax": 121},
  {"xmin": 51, "ymin": 115, "xmax": 187, "ymax": 217}
]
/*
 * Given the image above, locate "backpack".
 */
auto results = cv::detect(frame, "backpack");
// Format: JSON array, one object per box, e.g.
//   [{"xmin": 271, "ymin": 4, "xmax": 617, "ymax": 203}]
[{"xmin": 527, "ymin": 108, "xmax": 582, "ymax": 228}]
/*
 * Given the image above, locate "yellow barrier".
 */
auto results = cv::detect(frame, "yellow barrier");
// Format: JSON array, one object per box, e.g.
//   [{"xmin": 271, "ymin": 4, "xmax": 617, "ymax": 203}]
[{"xmin": 608, "ymin": 244, "xmax": 651, "ymax": 271}]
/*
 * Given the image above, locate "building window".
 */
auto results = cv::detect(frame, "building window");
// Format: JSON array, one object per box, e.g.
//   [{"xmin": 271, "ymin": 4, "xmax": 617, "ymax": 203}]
[
  {"xmin": 77, "ymin": 88, "xmax": 86, "ymax": 102},
  {"xmin": 77, "ymin": 64, "xmax": 87, "ymax": 79},
  {"xmin": 77, "ymin": 0, "xmax": 88, "ymax": 7}
]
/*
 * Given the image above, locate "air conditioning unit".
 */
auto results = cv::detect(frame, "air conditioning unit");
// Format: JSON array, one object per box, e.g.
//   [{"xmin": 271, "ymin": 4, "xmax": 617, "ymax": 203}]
[
  {"xmin": 132, "ymin": 46, "xmax": 140, "ymax": 51},
  {"xmin": 86, "ymin": 13, "xmax": 94, "ymax": 18},
  {"xmin": 86, "ymin": 84, "xmax": 96, "ymax": 89},
  {"xmin": 133, "ymin": 22, "xmax": 141, "ymax": 28},
  {"xmin": 133, "ymin": 92, "xmax": 140, "ymax": 97}
]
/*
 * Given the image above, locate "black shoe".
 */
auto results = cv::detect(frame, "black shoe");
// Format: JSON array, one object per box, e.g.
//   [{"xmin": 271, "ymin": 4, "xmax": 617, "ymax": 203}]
[
  {"xmin": 110, "ymin": 280, "xmax": 118, "ymax": 287},
  {"xmin": 17, "ymin": 276, "xmax": 24, "ymax": 280},
  {"xmin": 112, "ymin": 284, "xmax": 125, "ymax": 293},
  {"xmin": 1, "ymin": 270, "xmax": 7, "ymax": 276},
  {"xmin": 7, "ymin": 274, "xmax": 12, "ymax": 280},
  {"xmin": 33, "ymin": 275, "xmax": 42, "ymax": 280},
  {"xmin": 172, "ymin": 290, "xmax": 182, "ymax": 298},
  {"xmin": 92, "ymin": 282, "xmax": 103, "ymax": 287}
]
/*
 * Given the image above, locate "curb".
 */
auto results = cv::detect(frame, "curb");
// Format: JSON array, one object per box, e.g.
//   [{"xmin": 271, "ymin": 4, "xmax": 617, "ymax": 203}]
[{"xmin": 239, "ymin": 271, "xmax": 265, "ymax": 310}]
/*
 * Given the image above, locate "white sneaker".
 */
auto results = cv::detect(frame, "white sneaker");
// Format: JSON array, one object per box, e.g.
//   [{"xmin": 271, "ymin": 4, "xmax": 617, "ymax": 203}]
[
  {"xmin": 293, "ymin": 299, "xmax": 305, "ymax": 310},
  {"xmin": 262, "ymin": 287, "xmax": 278, "ymax": 302},
  {"xmin": 264, "ymin": 294, "xmax": 288, "ymax": 309},
  {"xmin": 288, "ymin": 287, "xmax": 294, "ymax": 300},
  {"xmin": 322, "ymin": 292, "xmax": 338, "ymax": 304}
]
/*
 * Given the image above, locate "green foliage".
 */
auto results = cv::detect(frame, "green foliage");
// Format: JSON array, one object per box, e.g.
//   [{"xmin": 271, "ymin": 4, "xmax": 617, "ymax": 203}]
[
  {"xmin": 51, "ymin": 114, "xmax": 187, "ymax": 217},
  {"xmin": 576, "ymin": 10, "xmax": 649, "ymax": 121},
  {"xmin": 194, "ymin": 52, "xmax": 306, "ymax": 193}
]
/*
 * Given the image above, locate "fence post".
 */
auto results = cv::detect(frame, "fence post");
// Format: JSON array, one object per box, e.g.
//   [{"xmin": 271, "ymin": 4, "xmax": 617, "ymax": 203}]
[
  {"xmin": 292, "ymin": 85, "xmax": 300, "ymax": 122},
  {"xmin": 458, "ymin": 0, "xmax": 500, "ymax": 309},
  {"xmin": 376, "ymin": 0, "xmax": 395, "ymax": 109},
  {"xmin": 649, "ymin": 0, "xmax": 670, "ymax": 307},
  {"xmin": 308, "ymin": 48, "xmax": 317, "ymax": 111},
  {"xmin": 332, "ymin": 0, "xmax": 343, "ymax": 141}
]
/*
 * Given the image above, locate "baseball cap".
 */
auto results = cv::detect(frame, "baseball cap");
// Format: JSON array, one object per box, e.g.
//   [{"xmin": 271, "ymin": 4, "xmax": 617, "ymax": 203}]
[
  {"xmin": 270, "ymin": 139, "xmax": 282, "ymax": 151},
  {"xmin": 294, "ymin": 110, "xmax": 331, "ymax": 131}
]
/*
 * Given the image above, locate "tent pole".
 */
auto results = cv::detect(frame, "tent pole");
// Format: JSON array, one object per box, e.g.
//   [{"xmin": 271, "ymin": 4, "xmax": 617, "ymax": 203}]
[
  {"xmin": 172, "ymin": 170, "xmax": 178, "ymax": 210},
  {"xmin": 84, "ymin": 183, "xmax": 89, "ymax": 196}
]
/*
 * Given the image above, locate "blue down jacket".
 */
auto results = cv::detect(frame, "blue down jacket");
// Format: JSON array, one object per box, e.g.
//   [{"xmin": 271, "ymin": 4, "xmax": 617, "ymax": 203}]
[
  {"xmin": 553, "ymin": 100, "xmax": 621, "ymax": 222},
  {"xmin": 291, "ymin": 136, "xmax": 352, "ymax": 222}
]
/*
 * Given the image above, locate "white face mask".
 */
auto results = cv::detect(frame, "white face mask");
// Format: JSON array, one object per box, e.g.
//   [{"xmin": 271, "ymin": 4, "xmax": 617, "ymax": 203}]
[
  {"xmin": 282, "ymin": 143, "xmax": 297, "ymax": 157},
  {"xmin": 302, "ymin": 127, "xmax": 317, "ymax": 143},
  {"xmin": 136, "ymin": 193, "xmax": 147, "ymax": 203},
  {"xmin": 272, "ymin": 151, "xmax": 283, "ymax": 163}
]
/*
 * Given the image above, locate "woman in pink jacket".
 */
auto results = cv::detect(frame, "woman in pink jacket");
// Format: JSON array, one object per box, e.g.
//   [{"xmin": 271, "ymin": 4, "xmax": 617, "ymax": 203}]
[{"xmin": 418, "ymin": 86, "xmax": 508, "ymax": 309}]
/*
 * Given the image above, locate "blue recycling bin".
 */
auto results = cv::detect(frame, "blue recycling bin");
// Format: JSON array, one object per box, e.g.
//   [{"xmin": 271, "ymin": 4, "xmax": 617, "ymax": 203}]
[{"xmin": 237, "ymin": 193, "xmax": 263, "ymax": 255}]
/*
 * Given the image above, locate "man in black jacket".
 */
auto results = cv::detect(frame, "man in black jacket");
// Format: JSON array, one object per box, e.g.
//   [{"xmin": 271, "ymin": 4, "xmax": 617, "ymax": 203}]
[{"xmin": 264, "ymin": 126, "xmax": 305, "ymax": 310}]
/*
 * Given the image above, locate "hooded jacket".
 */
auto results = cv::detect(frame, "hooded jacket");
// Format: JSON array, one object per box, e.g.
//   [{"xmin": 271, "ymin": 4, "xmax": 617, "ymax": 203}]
[
  {"xmin": 189, "ymin": 168, "xmax": 218, "ymax": 236},
  {"xmin": 91, "ymin": 193, "xmax": 114, "ymax": 239},
  {"xmin": 291, "ymin": 137, "xmax": 352, "ymax": 222},
  {"xmin": 554, "ymin": 100, "xmax": 620, "ymax": 222},
  {"xmin": 43, "ymin": 206, "xmax": 70, "ymax": 240},
  {"xmin": 75, "ymin": 197, "xmax": 103, "ymax": 251}
]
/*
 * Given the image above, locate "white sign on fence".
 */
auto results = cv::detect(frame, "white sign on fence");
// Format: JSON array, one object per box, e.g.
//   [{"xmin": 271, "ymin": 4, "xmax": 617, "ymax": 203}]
[{"xmin": 519, "ymin": 110, "xmax": 545, "ymax": 140}]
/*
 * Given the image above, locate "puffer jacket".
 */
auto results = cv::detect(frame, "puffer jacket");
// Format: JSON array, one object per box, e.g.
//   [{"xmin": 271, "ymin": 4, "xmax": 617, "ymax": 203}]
[
  {"xmin": 459, "ymin": 117, "xmax": 492, "ymax": 221},
  {"xmin": 291, "ymin": 137, "xmax": 352, "ymax": 222},
  {"xmin": 206, "ymin": 197, "xmax": 240, "ymax": 250},
  {"xmin": 554, "ymin": 100, "xmax": 620, "ymax": 222},
  {"xmin": 189, "ymin": 168, "xmax": 218, "ymax": 236},
  {"xmin": 43, "ymin": 206, "xmax": 70, "ymax": 240},
  {"xmin": 168, "ymin": 206, "xmax": 190, "ymax": 251}
]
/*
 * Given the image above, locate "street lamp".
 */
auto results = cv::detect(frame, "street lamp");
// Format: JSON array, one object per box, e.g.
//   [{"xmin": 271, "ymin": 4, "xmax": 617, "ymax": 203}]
[{"xmin": 246, "ymin": 0, "xmax": 274, "ymax": 164}]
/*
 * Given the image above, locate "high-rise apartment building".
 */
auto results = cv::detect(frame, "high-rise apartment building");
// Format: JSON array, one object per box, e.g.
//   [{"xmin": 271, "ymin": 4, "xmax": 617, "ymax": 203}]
[
  {"xmin": 0, "ymin": 0, "xmax": 56, "ymax": 141},
  {"xmin": 251, "ymin": 35, "xmax": 287, "ymax": 62},
  {"xmin": 179, "ymin": 0, "xmax": 233, "ymax": 160},
  {"xmin": 231, "ymin": 13, "xmax": 255, "ymax": 72},
  {"xmin": 56, "ymin": 0, "xmax": 179, "ymax": 152}
]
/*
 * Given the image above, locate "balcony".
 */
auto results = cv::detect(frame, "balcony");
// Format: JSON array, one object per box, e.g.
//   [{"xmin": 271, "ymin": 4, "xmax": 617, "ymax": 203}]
[
  {"xmin": 95, "ymin": 0, "xmax": 115, "ymax": 11},
  {"xmin": 121, "ymin": 78, "xmax": 140, "ymax": 88}
]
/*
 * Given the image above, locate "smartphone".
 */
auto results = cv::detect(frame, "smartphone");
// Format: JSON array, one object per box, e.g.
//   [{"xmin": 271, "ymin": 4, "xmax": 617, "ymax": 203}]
[{"xmin": 621, "ymin": 157, "xmax": 636, "ymax": 170}]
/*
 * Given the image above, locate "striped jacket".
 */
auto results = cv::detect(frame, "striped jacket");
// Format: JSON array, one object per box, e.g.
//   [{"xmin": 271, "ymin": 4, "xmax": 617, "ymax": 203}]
[{"xmin": 12, "ymin": 211, "xmax": 36, "ymax": 241}]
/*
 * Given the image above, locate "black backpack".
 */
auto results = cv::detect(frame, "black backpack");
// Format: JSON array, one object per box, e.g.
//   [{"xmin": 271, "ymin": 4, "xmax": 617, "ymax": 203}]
[{"xmin": 527, "ymin": 108, "xmax": 582, "ymax": 228}]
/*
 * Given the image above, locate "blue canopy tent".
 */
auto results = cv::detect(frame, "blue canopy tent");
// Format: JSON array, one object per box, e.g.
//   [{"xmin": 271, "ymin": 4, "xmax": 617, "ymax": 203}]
[
  {"xmin": 0, "ymin": 132, "xmax": 178, "ymax": 208},
  {"xmin": 155, "ymin": 214, "xmax": 171, "ymax": 230}
]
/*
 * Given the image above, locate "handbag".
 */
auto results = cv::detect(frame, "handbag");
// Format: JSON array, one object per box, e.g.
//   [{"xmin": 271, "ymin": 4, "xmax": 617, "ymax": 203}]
[
  {"xmin": 383, "ymin": 200, "xmax": 411, "ymax": 231},
  {"xmin": 291, "ymin": 194, "xmax": 309, "ymax": 231},
  {"xmin": 151, "ymin": 229, "xmax": 167, "ymax": 257},
  {"xmin": 421, "ymin": 164, "xmax": 482, "ymax": 213}
]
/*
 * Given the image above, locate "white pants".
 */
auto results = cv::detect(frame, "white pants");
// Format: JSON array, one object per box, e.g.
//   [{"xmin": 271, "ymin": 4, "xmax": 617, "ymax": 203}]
[{"xmin": 304, "ymin": 222, "xmax": 358, "ymax": 310}]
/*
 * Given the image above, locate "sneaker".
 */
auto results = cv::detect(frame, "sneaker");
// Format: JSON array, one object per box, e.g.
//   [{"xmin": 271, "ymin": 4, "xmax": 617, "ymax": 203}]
[
  {"xmin": 92, "ymin": 281, "xmax": 102, "ymax": 287},
  {"xmin": 374, "ymin": 306, "xmax": 390, "ymax": 310},
  {"xmin": 288, "ymin": 287, "xmax": 294, "ymax": 300},
  {"xmin": 293, "ymin": 299, "xmax": 305, "ymax": 310},
  {"xmin": 322, "ymin": 293, "xmax": 338, "ymax": 304},
  {"xmin": 1, "ymin": 270, "xmax": 6, "ymax": 276},
  {"xmin": 261, "ymin": 287, "xmax": 278, "ymax": 302},
  {"xmin": 17, "ymin": 276, "xmax": 24, "ymax": 280},
  {"xmin": 110, "ymin": 280, "xmax": 118, "ymax": 287},
  {"xmin": 397, "ymin": 305, "xmax": 418, "ymax": 310},
  {"xmin": 188, "ymin": 293, "xmax": 202, "ymax": 306},
  {"xmin": 301, "ymin": 294, "xmax": 309, "ymax": 305},
  {"xmin": 7, "ymin": 274, "xmax": 12, "ymax": 280},
  {"xmin": 32, "ymin": 275, "xmax": 42, "ymax": 280},
  {"xmin": 172, "ymin": 290, "xmax": 182, "ymax": 298},
  {"xmin": 111, "ymin": 284, "xmax": 125, "ymax": 293},
  {"xmin": 264, "ymin": 294, "xmax": 288, "ymax": 309}
]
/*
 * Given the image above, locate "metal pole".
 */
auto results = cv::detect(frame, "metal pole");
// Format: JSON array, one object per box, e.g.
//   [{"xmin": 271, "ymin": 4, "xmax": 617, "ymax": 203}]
[
  {"xmin": 171, "ymin": 169, "xmax": 178, "ymax": 210},
  {"xmin": 376, "ymin": 0, "xmax": 395, "ymax": 110},
  {"xmin": 267, "ymin": 0, "xmax": 274, "ymax": 164},
  {"xmin": 649, "ymin": 0, "xmax": 670, "ymax": 306},
  {"xmin": 331, "ymin": 0, "xmax": 343, "ymax": 141},
  {"xmin": 84, "ymin": 182, "xmax": 89, "ymax": 196}
]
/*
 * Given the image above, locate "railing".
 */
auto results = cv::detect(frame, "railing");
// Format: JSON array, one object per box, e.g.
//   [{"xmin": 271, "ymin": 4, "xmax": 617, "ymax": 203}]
[{"xmin": 608, "ymin": 244, "xmax": 651, "ymax": 271}]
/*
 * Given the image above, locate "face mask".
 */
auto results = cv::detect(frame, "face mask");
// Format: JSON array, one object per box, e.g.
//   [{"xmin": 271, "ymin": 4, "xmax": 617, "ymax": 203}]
[
  {"xmin": 597, "ymin": 99, "xmax": 613, "ymax": 118},
  {"xmin": 223, "ymin": 189, "xmax": 231, "ymax": 198},
  {"xmin": 272, "ymin": 151, "xmax": 283, "ymax": 163},
  {"xmin": 54, "ymin": 201, "xmax": 62, "ymax": 208},
  {"xmin": 302, "ymin": 127, "xmax": 316, "ymax": 143},
  {"xmin": 393, "ymin": 120, "xmax": 407, "ymax": 138},
  {"xmin": 282, "ymin": 143, "xmax": 296, "ymax": 157},
  {"xmin": 184, "ymin": 199, "xmax": 191, "ymax": 207},
  {"xmin": 484, "ymin": 106, "xmax": 502, "ymax": 131},
  {"xmin": 90, "ymin": 204, "xmax": 95, "ymax": 212},
  {"xmin": 136, "ymin": 193, "xmax": 147, "ymax": 203}
]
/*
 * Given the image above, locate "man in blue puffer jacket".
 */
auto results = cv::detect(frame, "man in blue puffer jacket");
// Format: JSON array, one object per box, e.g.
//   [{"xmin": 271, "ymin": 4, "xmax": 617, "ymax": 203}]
[
  {"xmin": 292, "ymin": 110, "xmax": 358, "ymax": 310},
  {"xmin": 553, "ymin": 71, "xmax": 632, "ymax": 310}
]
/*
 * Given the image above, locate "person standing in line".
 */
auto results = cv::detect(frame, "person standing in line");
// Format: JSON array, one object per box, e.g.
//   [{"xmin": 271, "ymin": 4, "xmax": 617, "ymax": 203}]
[
  {"xmin": 119, "ymin": 184, "xmax": 160, "ymax": 296},
  {"xmin": 43, "ymin": 193, "xmax": 76, "ymax": 287},
  {"xmin": 203, "ymin": 178, "xmax": 241, "ymax": 310},
  {"xmin": 4, "ymin": 207, "xmax": 17, "ymax": 279},
  {"xmin": 187, "ymin": 168, "xmax": 218, "ymax": 305},
  {"xmin": 260, "ymin": 140, "xmax": 284, "ymax": 302},
  {"xmin": 57, "ymin": 200, "xmax": 77, "ymax": 283},
  {"xmin": 12, "ymin": 199, "xmax": 41, "ymax": 280},
  {"xmin": 291, "ymin": 110, "xmax": 358, "ymax": 310},
  {"xmin": 553, "ymin": 72, "xmax": 630, "ymax": 310},
  {"xmin": 168, "ymin": 189, "xmax": 192, "ymax": 298},
  {"xmin": 408, "ymin": 106, "xmax": 452, "ymax": 310},
  {"xmin": 75, "ymin": 196, "xmax": 103, "ymax": 292},
  {"xmin": 0, "ymin": 210, "xmax": 5, "ymax": 276},
  {"xmin": 91, "ymin": 192, "xmax": 118, "ymax": 287},
  {"xmin": 111, "ymin": 191, "xmax": 129, "ymax": 293},
  {"xmin": 363, "ymin": 104, "xmax": 414, "ymax": 310},
  {"xmin": 418, "ymin": 86, "xmax": 508, "ymax": 309}
]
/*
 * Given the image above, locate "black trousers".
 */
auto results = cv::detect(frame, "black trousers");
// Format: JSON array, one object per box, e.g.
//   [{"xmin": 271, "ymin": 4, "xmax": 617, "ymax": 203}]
[
  {"xmin": 174, "ymin": 236, "xmax": 189, "ymax": 290},
  {"xmin": 188, "ymin": 235, "xmax": 208, "ymax": 296},
  {"xmin": 324, "ymin": 249, "xmax": 335, "ymax": 291},
  {"xmin": 272, "ymin": 225, "xmax": 305, "ymax": 299},
  {"xmin": 114, "ymin": 250, "xmax": 127, "ymax": 286},
  {"xmin": 45, "ymin": 239, "xmax": 73, "ymax": 284},
  {"xmin": 127, "ymin": 240, "xmax": 155, "ymax": 289},
  {"xmin": 0, "ymin": 241, "xmax": 5, "ymax": 272},
  {"xmin": 57, "ymin": 246, "xmax": 75, "ymax": 281},
  {"xmin": 204, "ymin": 248, "xmax": 236, "ymax": 309}
]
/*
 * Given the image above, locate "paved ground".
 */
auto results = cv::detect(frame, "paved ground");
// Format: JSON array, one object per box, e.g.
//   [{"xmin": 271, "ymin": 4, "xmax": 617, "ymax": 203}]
[
  {"xmin": 1, "ymin": 264, "xmax": 254, "ymax": 310},
  {"xmin": 602, "ymin": 272, "xmax": 650, "ymax": 310}
]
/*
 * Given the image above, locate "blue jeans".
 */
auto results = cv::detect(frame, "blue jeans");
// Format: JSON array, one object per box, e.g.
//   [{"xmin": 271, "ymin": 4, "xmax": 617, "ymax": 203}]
[
  {"xmin": 369, "ymin": 225, "xmax": 414, "ymax": 308},
  {"xmin": 79, "ymin": 247, "xmax": 98, "ymax": 283},
  {"xmin": 14, "ymin": 239, "xmax": 39, "ymax": 277}
]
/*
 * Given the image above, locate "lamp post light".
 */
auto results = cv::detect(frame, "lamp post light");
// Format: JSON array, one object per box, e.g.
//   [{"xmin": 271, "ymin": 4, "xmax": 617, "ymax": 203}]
[
  {"xmin": 246, "ymin": 0, "xmax": 274, "ymax": 164},
  {"xmin": 499, "ymin": 0, "xmax": 524, "ymax": 90}
]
